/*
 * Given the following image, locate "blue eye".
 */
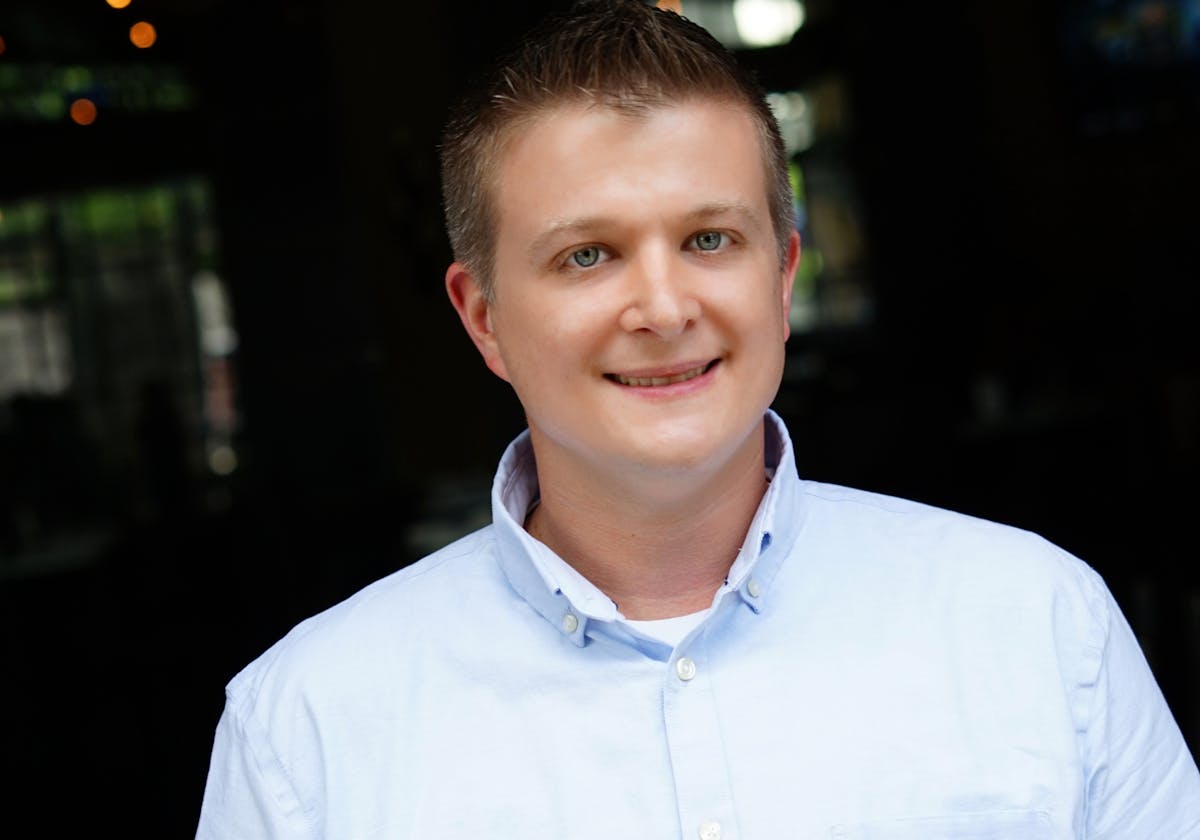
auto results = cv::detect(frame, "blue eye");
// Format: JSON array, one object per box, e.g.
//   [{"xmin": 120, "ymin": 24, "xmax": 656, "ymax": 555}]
[
  {"xmin": 694, "ymin": 231, "xmax": 724, "ymax": 251},
  {"xmin": 571, "ymin": 246, "xmax": 601, "ymax": 267}
]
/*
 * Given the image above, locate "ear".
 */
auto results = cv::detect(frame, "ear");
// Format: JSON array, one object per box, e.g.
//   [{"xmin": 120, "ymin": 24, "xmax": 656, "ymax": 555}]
[
  {"xmin": 779, "ymin": 230, "xmax": 801, "ymax": 342},
  {"xmin": 445, "ymin": 262, "xmax": 510, "ymax": 382}
]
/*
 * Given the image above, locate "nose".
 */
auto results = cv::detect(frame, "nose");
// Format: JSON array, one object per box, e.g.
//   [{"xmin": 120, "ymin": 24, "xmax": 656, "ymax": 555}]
[{"xmin": 617, "ymin": 251, "xmax": 701, "ymax": 338}]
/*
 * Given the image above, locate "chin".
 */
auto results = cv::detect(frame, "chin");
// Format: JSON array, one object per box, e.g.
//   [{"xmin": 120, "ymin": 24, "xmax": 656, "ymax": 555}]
[{"xmin": 614, "ymin": 418, "xmax": 757, "ymax": 475}]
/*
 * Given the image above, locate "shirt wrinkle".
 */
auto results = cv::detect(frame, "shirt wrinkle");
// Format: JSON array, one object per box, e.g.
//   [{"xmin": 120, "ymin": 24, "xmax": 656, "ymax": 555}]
[{"xmin": 195, "ymin": 411, "xmax": 1200, "ymax": 840}]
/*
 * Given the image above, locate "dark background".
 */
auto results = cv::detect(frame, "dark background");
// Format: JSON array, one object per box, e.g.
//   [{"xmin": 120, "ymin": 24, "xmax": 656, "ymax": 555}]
[{"xmin": 2, "ymin": 0, "xmax": 1197, "ymax": 834}]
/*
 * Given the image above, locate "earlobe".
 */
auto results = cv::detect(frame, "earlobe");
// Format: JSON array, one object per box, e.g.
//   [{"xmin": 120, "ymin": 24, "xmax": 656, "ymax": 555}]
[{"xmin": 444, "ymin": 262, "xmax": 510, "ymax": 381}]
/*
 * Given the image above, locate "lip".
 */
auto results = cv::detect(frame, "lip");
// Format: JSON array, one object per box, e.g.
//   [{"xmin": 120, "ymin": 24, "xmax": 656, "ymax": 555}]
[{"xmin": 604, "ymin": 358, "xmax": 720, "ymax": 394}]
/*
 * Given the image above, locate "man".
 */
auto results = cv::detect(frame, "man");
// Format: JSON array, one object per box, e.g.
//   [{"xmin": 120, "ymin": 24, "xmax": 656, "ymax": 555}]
[{"xmin": 196, "ymin": 2, "xmax": 1200, "ymax": 837}]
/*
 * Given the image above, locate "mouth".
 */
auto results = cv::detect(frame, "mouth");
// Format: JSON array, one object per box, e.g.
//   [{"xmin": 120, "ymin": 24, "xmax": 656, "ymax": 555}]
[{"xmin": 605, "ymin": 359, "xmax": 719, "ymax": 388}]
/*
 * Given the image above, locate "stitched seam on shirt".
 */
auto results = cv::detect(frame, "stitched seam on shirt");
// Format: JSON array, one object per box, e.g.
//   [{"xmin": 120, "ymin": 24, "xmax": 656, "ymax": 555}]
[
  {"xmin": 1079, "ymin": 576, "xmax": 1113, "ymax": 836},
  {"xmin": 228, "ymin": 534, "xmax": 497, "ymax": 695},
  {"xmin": 800, "ymin": 483, "xmax": 1014, "ymax": 531},
  {"xmin": 500, "ymin": 445, "xmax": 534, "ymax": 505},
  {"xmin": 704, "ymin": 635, "xmax": 745, "ymax": 836},
  {"xmin": 799, "ymin": 483, "xmax": 931, "ymax": 512},
  {"xmin": 330, "ymin": 531, "xmax": 493, "ymax": 611},
  {"xmin": 233, "ymin": 693, "xmax": 320, "ymax": 839}
]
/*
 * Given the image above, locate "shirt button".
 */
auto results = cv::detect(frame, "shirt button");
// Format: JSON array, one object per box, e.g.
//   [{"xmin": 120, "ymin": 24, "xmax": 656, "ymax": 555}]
[
  {"xmin": 561, "ymin": 613, "xmax": 579, "ymax": 633},
  {"xmin": 675, "ymin": 656, "xmax": 697, "ymax": 681},
  {"xmin": 747, "ymin": 578, "xmax": 762, "ymax": 598},
  {"xmin": 698, "ymin": 821, "xmax": 722, "ymax": 840}
]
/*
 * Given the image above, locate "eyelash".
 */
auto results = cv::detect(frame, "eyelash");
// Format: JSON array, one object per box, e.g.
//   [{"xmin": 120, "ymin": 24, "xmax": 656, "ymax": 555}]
[{"xmin": 556, "ymin": 230, "xmax": 734, "ymax": 271}]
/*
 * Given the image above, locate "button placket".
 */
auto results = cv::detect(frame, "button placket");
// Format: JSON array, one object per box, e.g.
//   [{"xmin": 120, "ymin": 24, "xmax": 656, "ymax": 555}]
[{"xmin": 663, "ymin": 640, "xmax": 738, "ymax": 840}]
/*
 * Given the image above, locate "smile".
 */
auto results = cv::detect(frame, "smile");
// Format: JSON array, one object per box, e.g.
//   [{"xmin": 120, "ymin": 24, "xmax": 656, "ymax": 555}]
[{"xmin": 607, "ymin": 360, "xmax": 717, "ymax": 387}]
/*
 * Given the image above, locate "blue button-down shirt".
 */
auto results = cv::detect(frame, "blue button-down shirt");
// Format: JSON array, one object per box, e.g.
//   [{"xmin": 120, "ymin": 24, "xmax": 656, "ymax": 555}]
[{"xmin": 197, "ymin": 412, "xmax": 1200, "ymax": 839}]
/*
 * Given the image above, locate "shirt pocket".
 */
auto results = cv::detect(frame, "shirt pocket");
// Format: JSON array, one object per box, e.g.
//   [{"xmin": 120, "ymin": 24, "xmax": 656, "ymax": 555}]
[{"xmin": 831, "ymin": 809, "xmax": 1055, "ymax": 840}]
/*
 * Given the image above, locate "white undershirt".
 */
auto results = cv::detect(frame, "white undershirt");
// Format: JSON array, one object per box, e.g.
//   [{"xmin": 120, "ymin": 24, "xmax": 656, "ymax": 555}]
[{"xmin": 625, "ymin": 608, "xmax": 710, "ymax": 647}]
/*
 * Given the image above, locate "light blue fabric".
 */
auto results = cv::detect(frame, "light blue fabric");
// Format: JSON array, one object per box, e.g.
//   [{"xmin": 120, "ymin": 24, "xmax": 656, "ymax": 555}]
[{"xmin": 196, "ymin": 412, "xmax": 1200, "ymax": 839}]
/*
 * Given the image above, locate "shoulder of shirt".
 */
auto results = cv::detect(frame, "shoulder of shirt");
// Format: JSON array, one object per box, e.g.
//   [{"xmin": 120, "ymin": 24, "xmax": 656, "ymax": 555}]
[
  {"xmin": 794, "ymin": 478, "xmax": 1111, "ymax": 623},
  {"xmin": 222, "ymin": 523, "xmax": 503, "ymax": 712}
]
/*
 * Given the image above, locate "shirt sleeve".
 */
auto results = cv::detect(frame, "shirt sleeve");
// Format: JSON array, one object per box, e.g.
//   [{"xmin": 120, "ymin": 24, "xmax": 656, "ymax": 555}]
[
  {"xmin": 1082, "ymin": 580, "xmax": 1200, "ymax": 839},
  {"xmin": 195, "ymin": 695, "xmax": 315, "ymax": 840}
]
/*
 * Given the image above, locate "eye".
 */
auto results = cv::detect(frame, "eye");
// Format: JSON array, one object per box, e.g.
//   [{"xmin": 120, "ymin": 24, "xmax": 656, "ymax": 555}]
[
  {"xmin": 570, "ymin": 246, "xmax": 603, "ymax": 268},
  {"xmin": 693, "ymin": 231, "xmax": 726, "ymax": 251}
]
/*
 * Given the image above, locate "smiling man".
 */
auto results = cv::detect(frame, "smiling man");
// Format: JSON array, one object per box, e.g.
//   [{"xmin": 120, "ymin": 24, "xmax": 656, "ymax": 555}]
[
  {"xmin": 446, "ymin": 97, "xmax": 796, "ymax": 621},
  {"xmin": 196, "ymin": 2, "xmax": 1200, "ymax": 838}
]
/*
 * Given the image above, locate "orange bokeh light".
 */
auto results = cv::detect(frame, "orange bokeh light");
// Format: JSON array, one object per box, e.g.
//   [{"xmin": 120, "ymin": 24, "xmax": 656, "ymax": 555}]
[
  {"xmin": 106, "ymin": 0, "xmax": 132, "ymax": 9},
  {"xmin": 0, "ymin": 35, "xmax": 7, "ymax": 56},
  {"xmin": 70, "ymin": 98, "xmax": 98, "ymax": 126},
  {"xmin": 129, "ymin": 21, "xmax": 157, "ymax": 48}
]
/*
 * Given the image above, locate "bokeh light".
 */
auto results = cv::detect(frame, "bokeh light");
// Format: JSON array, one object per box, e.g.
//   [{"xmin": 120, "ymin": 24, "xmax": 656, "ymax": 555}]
[
  {"xmin": 208, "ymin": 445, "xmax": 238, "ymax": 476},
  {"xmin": 129, "ymin": 21, "xmax": 157, "ymax": 49},
  {"xmin": 732, "ymin": 0, "xmax": 806, "ymax": 47},
  {"xmin": 0, "ymin": 35, "xmax": 7, "ymax": 56},
  {"xmin": 70, "ymin": 98, "xmax": 98, "ymax": 125},
  {"xmin": 106, "ymin": 0, "xmax": 133, "ymax": 9}
]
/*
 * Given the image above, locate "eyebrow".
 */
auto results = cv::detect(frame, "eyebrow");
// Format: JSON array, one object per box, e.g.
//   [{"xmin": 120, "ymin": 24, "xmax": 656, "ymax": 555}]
[
  {"xmin": 683, "ymin": 200, "xmax": 761, "ymax": 228},
  {"xmin": 526, "ymin": 201, "xmax": 763, "ymax": 262},
  {"xmin": 527, "ymin": 216, "xmax": 620, "ymax": 262}
]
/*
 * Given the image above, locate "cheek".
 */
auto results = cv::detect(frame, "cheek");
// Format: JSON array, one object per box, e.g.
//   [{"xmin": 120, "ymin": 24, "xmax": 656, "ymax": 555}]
[
  {"xmin": 493, "ymin": 299, "xmax": 602, "ymax": 385},
  {"xmin": 710, "ymin": 276, "xmax": 787, "ymax": 335},
  {"xmin": 541, "ymin": 292, "xmax": 615, "ymax": 346}
]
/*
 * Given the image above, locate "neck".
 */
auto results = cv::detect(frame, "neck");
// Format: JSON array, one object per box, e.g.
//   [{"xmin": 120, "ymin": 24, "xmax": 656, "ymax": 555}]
[{"xmin": 525, "ymin": 422, "xmax": 769, "ymax": 620}]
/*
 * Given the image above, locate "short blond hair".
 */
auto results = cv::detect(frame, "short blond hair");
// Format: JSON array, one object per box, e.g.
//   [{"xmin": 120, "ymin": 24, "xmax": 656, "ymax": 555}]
[{"xmin": 439, "ymin": 0, "xmax": 794, "ymax": 300}]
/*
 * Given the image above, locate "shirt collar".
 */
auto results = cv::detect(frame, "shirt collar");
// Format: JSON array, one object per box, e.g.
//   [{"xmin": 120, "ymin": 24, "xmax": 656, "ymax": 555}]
[{"xmin": 490, "ymin": 410, "xmax": 805, "ymax": 644}]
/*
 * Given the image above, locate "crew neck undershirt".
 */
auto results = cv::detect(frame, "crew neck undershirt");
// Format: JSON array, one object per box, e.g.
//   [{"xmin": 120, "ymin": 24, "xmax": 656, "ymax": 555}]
[{"xmin": 625, "ymin": 609, "xmax": 711, "ymax": 647}]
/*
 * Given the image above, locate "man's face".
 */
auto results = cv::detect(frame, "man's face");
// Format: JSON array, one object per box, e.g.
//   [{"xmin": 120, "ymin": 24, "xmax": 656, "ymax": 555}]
[{"xmin": 449, "ymin": 99, "xmax": 799, "ymax": 485}]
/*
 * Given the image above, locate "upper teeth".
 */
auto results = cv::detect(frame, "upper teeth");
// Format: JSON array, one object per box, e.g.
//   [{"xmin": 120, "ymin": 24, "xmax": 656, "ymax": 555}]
[{"xmin": 614, "ymin": 364, "xmax": 708, "ymax": 387}]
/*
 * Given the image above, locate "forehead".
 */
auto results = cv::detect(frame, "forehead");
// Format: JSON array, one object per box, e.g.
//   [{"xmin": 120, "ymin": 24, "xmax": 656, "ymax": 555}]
[{"xmin": 491, "ymin": 98, "xmax": 771, "ymax": 238}]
